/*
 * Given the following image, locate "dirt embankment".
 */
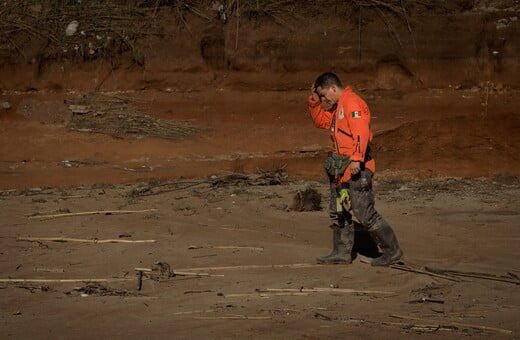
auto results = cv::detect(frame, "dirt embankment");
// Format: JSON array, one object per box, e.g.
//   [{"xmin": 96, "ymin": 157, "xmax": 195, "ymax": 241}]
[
  {"xmin": 1, "ymin": 1, "xmax": 520, "ymax": 189},
  {"xmin": 1, "ymin": 1, "xmax": 519, "ymax": 92}
]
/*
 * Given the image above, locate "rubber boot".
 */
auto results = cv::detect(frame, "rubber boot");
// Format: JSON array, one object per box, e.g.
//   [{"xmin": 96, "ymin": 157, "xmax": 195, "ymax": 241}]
[
  {"xmin": 370, "ymin": 225, "xmax": 403, "ymax": 266},
  {"xmin": 316, "ymin": 224, "xmax": 354, "ymax": 264}
]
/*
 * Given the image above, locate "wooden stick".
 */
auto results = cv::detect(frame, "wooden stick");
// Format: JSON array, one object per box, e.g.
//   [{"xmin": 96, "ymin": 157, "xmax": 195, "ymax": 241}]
[
  {"xmin": 0, "ymin": 278, "xmax": 131, "ymax": 283},
  {"xmin": 226, "ymin": 292, "xmax": 310, "ymax": 298},
  {"xmin": 213, "ymin": 246, "xmax": 263, "ymax": 251},
  {"xmin": 28, "ymin": 209, "xmax": 157, "ymax": 219},
  {"xmin": 390, "ymin": 314, "xmax": 513, "ymax": 335},
  {"xmin": 265, "ymin": 287, "xmax": 394, "ymax": 295},
  {"xmin": 383, "ymin": 321, "xmax": 458, "ymax": 332},
  {"xmin": 18, "ymin": 237, "xmax": 156, "ymax": 244},
  {"xmin": 133, "ymin": 268, "xmax": 222, "ymax": 277},
  {"xmin": 391, "ymin": 263, "xmax": 461, "ymax": 282},
  {"xmin": 173, "ymin": 309, "xmax": 216, "ymax": 315},
  {"xmin": 425, "ymin": 267, "xmax": 520, "ymax": 285},
  {"xmin": 188, "ymin": 245, "xmax": 264, "ymax": 251},
  {"xmin": 438, "ymin": 306, "xmax": 520, "ymax": 316},
  {"xmin": 438, "ymin": 272, "xmax": 519, "ymax": 284},
  {"xmin": 177, "ymin": 263, "xmax": 321, "ymax": 272},
  {"xmin": 360, "ymin": 259, "xmax": 461, "ymax": 282},
  {"xmin": 194, "ymin": 315, "xmax": 271, "ymax": 320},
  {"xmin": 173, "ymin": 271, "xmax": 223, "ymax": 277}
]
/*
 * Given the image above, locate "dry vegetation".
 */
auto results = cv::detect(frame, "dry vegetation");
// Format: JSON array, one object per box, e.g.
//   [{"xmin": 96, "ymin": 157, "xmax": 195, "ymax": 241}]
[{"xmin": 0, "ymin": 0, "xmax": 471, "ymax": 66}]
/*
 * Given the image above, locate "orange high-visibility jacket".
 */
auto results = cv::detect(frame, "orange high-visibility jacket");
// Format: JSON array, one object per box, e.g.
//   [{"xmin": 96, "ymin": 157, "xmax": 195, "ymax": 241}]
[{"xmin": 308, "ymin": 86, "xmax": 376, "ymax": 183}]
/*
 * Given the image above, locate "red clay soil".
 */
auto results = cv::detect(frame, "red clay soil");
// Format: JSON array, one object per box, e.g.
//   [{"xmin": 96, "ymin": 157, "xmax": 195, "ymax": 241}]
[
  {"xmin": 1, "ymin": 1, "xmax": 519, "ymax": 188},
  {"xmin": 1, "ymin": 86, "xmax": 519, "ymax": 189}
]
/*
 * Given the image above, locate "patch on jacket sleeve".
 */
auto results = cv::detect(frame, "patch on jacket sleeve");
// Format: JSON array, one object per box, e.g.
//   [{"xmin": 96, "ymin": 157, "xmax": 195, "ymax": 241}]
[
  {"xmin": 351, "ymin": 111, "xmax": 361, "ymax": 118},
  {"xmin": 338, "ymin": 107, "xmax": 345, "ymax": 119}
]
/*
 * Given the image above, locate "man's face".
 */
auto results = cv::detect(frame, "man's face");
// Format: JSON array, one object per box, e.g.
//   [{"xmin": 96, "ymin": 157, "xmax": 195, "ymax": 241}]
[{"xmin": 316, "ymin": 85, "xmax": 339, "ymax": 105}]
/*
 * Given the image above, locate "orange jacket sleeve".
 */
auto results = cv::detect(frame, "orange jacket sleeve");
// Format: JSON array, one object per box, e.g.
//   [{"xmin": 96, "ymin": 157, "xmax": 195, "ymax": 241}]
[{"xmin": 308, "ymin": 95, "xmax": 332, "ymax": 129}]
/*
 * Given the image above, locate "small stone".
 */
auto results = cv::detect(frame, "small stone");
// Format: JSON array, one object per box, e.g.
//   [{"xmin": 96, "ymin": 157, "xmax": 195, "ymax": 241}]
[{"xmin": 65, "ymin": 21, "xmax": 79, "ymax": 36}]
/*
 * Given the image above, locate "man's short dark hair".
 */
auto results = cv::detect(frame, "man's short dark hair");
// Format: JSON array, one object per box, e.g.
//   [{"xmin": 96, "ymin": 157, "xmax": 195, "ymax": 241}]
[{"xmin": 314, "ymin": 72, "xmax": 342, "ymax": 89}]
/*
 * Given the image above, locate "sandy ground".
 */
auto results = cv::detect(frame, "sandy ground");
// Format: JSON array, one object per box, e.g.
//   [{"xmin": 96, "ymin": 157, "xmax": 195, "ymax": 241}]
[
  {"xmin": 1, "ymin": 87, "xmax": 519, "ymax": 339},
  {"xmin": 0, "ymin": 173, "xmax": 519, "ymax": 339}
]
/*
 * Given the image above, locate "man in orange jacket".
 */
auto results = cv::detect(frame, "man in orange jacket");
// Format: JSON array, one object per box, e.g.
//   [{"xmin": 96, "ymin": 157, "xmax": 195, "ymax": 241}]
[{"xmin": 308, "ymin": 72, "xmax": 403, "ymax": 266}]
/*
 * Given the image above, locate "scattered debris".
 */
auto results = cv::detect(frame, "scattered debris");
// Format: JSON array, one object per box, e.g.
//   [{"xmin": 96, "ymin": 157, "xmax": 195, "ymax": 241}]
[
  {"xmin": 66, "ymin": 93, "xmax": 201, "ymax": 140},
  {"xmin": 314, "ymin": 312, "xmax": 332, "ymax": 321},
  {"xmin": 134, "ymin": 262, "xmax": 219, "ymax": 291},
  {"xmin": 150, "ymin": 262, "xmax": 175, "ymax": 280},
  {"xmin": 390, "ymin": 313, "xmax": 513, "ymax": 335},
  {"xmin": 210, "ymin": 168, "xmax": 288, "ymax": 187},
  {"xmin": 2, "ymin": 283, "xmax": 51, "ymax": 293},
  {"xmin": 69, "ymin": 104, "xmax": 90, "ymax": 114},
  {"xmin": 408, "ymin": 297, "xmax": 444, "ymax": 304},
  {"xmin": 383, "ymin": 321, "xmax": 459, "ymax": 334},
  {"xmin": 289, "ymin": 187, "xmax": 322, "ymax": 211},
  {"xmin": 66, "ymin": 283, "xmax": 143, "ymax": 297}
]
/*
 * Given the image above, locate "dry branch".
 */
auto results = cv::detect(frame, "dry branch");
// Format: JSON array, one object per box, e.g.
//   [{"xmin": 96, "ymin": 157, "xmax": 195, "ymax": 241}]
[
  {"xmin": 210, "ymin": 169, "xmax": 288, "ymax": 187},
  {"xmin": 226, "ymin": 292, "xmax": 310, "ymax": 298},
  {"xmin": 177, "ymin": 263, "xmax": 321, "ymax": 272},
  {"xmin": 383, "ymin": 321, "xmax": 458, "ymax": 333},
  {"xmin": 18, "ymin": 237, "xmax": 156, "ymax": 244},
  {"xmin": 360, "ymin": 258, "xmax": 461, "ymax": 282},
  {"xmin": 67, "ymin": 92, "xmax": 201, "ymax": 140},
  {"xmin": 67, "ymin": 283, "xmax": 143, "ymax": 297},
  {"xmin": 0, "ymin": 278, "xmax": 131, "ymax": 283},
  {"xmin": 425, "ymin": 267, "xmax": 520, "ymax": 285},
  {"xmin": 390, "ymin": 263, "xmax": 462, "ymax": 282},
  {"xmin": 265, "ymin": 287, "xmax": 394, "ymax": 295},
  {"xmin": 390, "ymin": 314, "xmax": 513, "ymax": 335},
  {"xmin": 194, "ymin": 315, "xmax": 271, "ymax": 320},
  {"xmin": 29, "ymin": 208, "xmax": 157, "ymax": 219},
  {"xmin": 173, "ymin": 309, "xmax": 216, "ymax": 315},
  {"xmin": 134, "ymin": 267, "xmax": 222, "ymax": 277},
  {"xmin": 188, "ymin": 245, "xmax": 264, "ymax": 251}
]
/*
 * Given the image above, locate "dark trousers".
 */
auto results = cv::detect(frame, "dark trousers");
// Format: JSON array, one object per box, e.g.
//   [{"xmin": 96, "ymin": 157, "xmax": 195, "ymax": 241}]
[{"xmin": 329, "ymin": 169, "xmax": 391, "ymax": 232}]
